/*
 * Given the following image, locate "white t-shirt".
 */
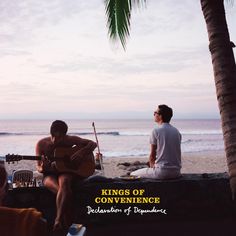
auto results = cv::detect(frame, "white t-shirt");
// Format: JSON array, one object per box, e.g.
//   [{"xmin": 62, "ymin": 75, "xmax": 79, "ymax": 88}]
[{"xmin": 150, "ymin": 123, "xmax": 181, "ymax": 170}]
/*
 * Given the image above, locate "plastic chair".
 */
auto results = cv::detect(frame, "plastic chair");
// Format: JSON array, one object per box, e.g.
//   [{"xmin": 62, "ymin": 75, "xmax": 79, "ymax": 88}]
[{"xmin": 12, "ymin": 169, "xmax": 33, "ymax": 183}]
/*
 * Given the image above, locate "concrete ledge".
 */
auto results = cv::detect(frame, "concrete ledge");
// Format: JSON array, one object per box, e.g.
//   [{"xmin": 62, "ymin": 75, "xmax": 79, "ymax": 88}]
[
  {"xmin": 73, "ymin": 172, "xmax": 234, "ymax": 223},
  {"xmin": 4, "ymin": 172, "xmax": 235, "ymax": 233}
]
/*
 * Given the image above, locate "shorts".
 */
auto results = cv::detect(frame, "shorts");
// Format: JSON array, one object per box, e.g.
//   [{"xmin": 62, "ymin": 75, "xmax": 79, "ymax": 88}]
[
  {"xmin": 130, "ymin": 167, "xmax": 181, "ymax": 180},
  {"xmin": 42, "ymin": 172, "xmax": 85, "ymax": 184}
]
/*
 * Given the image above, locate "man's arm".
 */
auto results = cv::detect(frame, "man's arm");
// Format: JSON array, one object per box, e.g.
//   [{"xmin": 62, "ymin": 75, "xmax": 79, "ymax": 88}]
[
  {"xmin": 69, "ymin": 136, "xmax": 97, "ymax": 162},
  {"xmin": 35, "ymin": 141, "xmax": 44, "ymax": 173},
  {"xmin": 35, "ymin": 141, "xmax": 55, "ymax": 173},
  {"xmin": 149, "ymin": 144, "xmax": 157, "ymax": 168}
]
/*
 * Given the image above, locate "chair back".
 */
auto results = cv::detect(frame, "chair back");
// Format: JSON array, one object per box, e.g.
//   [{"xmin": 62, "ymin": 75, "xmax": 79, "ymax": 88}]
[{"xmin": 12, "ymin": 170, "xmax": 33, "ymax": 183}]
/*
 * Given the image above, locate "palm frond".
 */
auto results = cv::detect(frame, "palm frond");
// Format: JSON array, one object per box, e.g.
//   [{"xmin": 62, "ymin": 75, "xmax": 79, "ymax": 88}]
[{"xmin": 104, "ymin": 0, "xmax": 146, "ymax": 50}]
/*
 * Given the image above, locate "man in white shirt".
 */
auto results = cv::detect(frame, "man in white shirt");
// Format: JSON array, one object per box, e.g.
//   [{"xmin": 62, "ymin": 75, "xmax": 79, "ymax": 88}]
[{"xmin": 131, "ymin": 105, "xmax": 181, "ymax": 179}]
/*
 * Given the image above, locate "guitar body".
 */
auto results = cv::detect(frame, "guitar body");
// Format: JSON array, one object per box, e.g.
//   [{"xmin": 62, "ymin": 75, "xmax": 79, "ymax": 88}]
[{"xmin": 53, "ymin": 146, "xmax": 95, "ymax": 178}]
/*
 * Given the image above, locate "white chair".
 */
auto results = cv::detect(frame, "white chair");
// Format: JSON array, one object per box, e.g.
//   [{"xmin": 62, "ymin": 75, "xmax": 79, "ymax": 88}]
[{"xmin": 12, "ymin": 169, "xmax": 33, "ymax": 183}]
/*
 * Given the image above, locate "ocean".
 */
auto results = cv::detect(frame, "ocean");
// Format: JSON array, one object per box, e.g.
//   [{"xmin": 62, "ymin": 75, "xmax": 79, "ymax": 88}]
[{"xmin": 0, "ymin": 119, "xmax": 224, "ymax": 159}]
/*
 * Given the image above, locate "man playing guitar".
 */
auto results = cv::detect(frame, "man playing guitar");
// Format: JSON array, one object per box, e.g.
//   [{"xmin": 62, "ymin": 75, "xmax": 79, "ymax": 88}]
[{"xmin": 36, "ymin": 120, "xmax": 97, "ymax": 235}]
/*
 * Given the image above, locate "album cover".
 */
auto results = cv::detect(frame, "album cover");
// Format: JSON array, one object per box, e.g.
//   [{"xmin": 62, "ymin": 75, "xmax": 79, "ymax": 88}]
[{"xmin": 0, "ymin": 1, "xmax": 236, "ymax": 236}]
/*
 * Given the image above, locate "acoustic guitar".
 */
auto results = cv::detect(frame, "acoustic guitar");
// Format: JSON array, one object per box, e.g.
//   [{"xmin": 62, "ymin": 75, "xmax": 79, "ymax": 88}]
[{"xmin": 4, "ymin": 146, "xmax": 95, "ymax": 178}]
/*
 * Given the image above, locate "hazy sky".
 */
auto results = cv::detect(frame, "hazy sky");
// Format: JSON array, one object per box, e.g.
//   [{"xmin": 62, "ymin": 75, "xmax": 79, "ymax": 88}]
[{"xmin": 0, "ymin": 0, "xmax": 236, "ymax": 119}]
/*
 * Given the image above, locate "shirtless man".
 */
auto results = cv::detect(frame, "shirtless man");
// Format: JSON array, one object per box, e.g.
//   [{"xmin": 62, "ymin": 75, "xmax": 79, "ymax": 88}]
[{"xmin": 36, "ymin": 120, "xmax": 97, "ymax": 235}]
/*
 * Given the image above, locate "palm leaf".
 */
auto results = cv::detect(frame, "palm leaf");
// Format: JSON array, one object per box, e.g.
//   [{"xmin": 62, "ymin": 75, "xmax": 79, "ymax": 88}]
[{"xmin": 104, "ymin": 0, "xmax": 146, "ymax": 49}]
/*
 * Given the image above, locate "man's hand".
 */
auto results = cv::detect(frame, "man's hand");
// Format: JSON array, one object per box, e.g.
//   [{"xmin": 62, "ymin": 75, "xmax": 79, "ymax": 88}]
[
  {"xmin": 38, "ymin": 156, "xmax": 56, "ymax": 173},
  {"xmin": 95, "ymin": 153, "xmax": 103, "ymax": 162},
  {"xmin": 149, "ymin": 160, "xmax": 155, "ymax": 168},
  {"xmin": 70, "ymin": 150, "xmax": 83, "ymax": 161},
  {"xmin": 41, "ymin": 156, "xmax": 51, "ymax": 171},
  {"xmin": 70, "ymin": 140, "xmax": 97, "ymax": 164}
]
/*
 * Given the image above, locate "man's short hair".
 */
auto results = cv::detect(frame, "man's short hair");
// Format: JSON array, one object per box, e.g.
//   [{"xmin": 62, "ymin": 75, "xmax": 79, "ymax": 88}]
[
  {"xmin": 158, "ymin": 105, "xmax": 173, "ymax": 123},
  {"xmin": 50, "ymin": 120, "xmax": 68, "ymax": 136}
]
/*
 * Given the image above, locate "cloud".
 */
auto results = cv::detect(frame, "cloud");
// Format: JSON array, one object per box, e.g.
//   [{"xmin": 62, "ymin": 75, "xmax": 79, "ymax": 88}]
[
  {"xmin": 0, "ymin": 0, "xmax": 104, "ymax": 48},
  {"xmin": 0, "ymin": 49, "xmax": 31, "ymax": 58},
  {"xmin": 0, "ymin": 0, "xmax": 233, "ymax": 119},
  {"xmin": 37, "ymin": 46, "xmax": 210, "ymax": 80},
  {"xmin": 132, "ymin": 0, "xmax": 201, "ymax": 34},
  {"xmin": 0, "ymin": 82, "xmax": 40, "ymax": 100}
]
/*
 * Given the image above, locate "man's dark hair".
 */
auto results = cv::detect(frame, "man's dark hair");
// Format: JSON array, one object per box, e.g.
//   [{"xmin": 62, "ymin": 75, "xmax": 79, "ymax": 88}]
[
  {"xmin": 158, "ymin": 105, "xmax": 173, "ymax": 123},
  {"xmin": 50, "ymin": 120, "xmax": 68, "ymax": 136}
]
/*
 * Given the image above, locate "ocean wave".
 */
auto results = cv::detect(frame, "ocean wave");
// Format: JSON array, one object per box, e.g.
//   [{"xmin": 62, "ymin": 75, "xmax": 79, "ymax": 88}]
[
  {"xmin": 0, "ymin": 132, "xmax": 50, "ymax": 136},
  {"xmin": 119, "ymin": 132, "xmax": 149, "ymax": 136},
  {"xmin": 119, "ymin": 130, "xmax": 222, "ymax": 136},
  {"xmin": 104, "ymin": 151, "xmax": 148, "ymax": 158},
  {"xmin": 111, "ymin": 130, "xmax": 222, "ymax": 136},
  {"xmin": 181, "ymin": 130, "xmax": 222, "ymax": 135},
  {"xmin": 181, "ymin": 139, "xmax": 205, "ymax": 144},
  {"xmin": 0, "ymin": 129, "xmax": 223, "ymax": 137},
  {"xmin": 70, "ymin": 131, "xmax": 120, "ymax": 136},
  {"xmin": 182, "ymin": 139, "xmax": 192, "ymax": 144},
  {"xmin": 0, "ymin": 131, "xmax": 120, "ymax": 136},
  {"xmin": 0, "ymin": 132, "xmax": 30, "ymax": 136}
]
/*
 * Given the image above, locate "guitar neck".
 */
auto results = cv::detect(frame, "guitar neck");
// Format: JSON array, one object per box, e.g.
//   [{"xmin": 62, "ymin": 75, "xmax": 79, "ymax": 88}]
[
  {"xmin": 4, "ymin": 146, "xmax": 80, "ymax": 163},
  {"xmin": 5, "ymin": 155, "xmax": 62, "ymax": 163},
  {"xmin": 4, "ymin": 155, "xmax": 42, "ymax": 162},
  {"xmin": 20, "ymin": 155, "xmax": 42, "ymax": 161},
  {"xmin": 21, "ymin": 156, "xmax": 64, "ymax": 161}
]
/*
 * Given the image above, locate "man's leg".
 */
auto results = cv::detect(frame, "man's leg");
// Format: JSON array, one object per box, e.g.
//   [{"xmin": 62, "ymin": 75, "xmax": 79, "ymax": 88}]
[
  {"xmin": 131, "ymin": 168, "xmax": 156, "ymax": 178},
  {"xmin": 43, "ymin": 175, "xmax": 59, "ymax": 194},
  {"xmin": 54, "ymin": 174, "xmax": 73, "ymax": 231},
  {"xmin": 131, "ymin": 167, "xmax": 181, "ymax": 179}
]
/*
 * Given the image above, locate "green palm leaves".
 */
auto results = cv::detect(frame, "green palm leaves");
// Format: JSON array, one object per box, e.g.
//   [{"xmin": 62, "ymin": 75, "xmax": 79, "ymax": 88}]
[{"xmin": 104, "ymin": 0, "xmax": 146, "ymax": 49}]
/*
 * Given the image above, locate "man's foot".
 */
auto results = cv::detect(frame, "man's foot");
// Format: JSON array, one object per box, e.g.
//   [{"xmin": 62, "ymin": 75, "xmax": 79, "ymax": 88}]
[
  {"xmin": 52, "ymin": 229, "xmax": 67, "ymax": 236},
  {"xmin": 53, "ymin": 221, "xmax": 68, "ymax": 236}
]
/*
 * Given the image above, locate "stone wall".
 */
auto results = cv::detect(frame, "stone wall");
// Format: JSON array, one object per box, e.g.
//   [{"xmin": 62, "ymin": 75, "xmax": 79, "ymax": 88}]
[{"xmin": 4, "ymin": 172, "xmax": 236, "ymax": 234}]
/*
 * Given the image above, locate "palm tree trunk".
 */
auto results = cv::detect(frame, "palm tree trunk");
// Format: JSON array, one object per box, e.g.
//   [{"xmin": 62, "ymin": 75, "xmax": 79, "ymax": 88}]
[{"xmin": 201, "ymin": 0, "xmax": 236, "ymax": 198}]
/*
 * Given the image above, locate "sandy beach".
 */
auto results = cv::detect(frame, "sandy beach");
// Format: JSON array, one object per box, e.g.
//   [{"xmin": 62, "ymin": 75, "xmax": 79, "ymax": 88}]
[
  {"xmin": 5, "ymin": 150, "xmax": 228, "ymax": 179},
  {"xmin": 103, "ymin": 150, "xmax": 227, "ymax": 178}
]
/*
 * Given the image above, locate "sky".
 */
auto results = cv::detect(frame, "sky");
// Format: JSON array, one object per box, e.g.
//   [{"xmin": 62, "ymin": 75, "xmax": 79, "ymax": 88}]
[{"xmin": 0, "ymin": 0, "xmax": 236, "ymax": 120}]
